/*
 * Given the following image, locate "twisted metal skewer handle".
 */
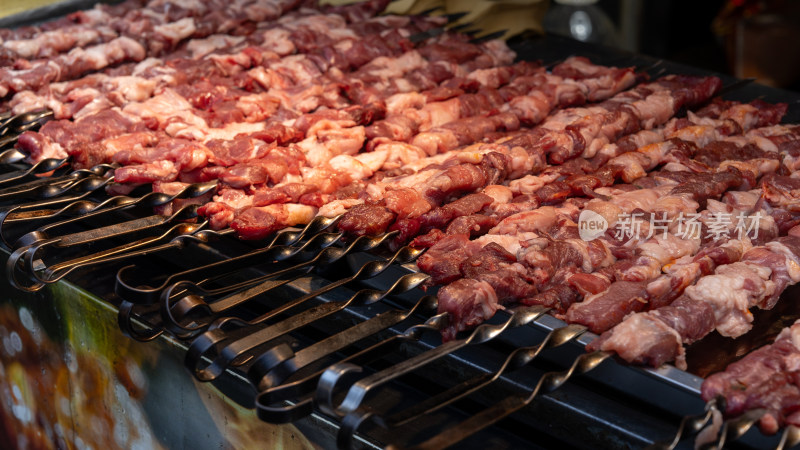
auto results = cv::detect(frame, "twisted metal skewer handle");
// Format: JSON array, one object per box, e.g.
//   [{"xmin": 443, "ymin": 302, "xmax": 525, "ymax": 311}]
[
  {"xmin": 398, "ymin": 351, "xmax": 612, "ymax": 450},
  {"xmin": 6, "ymin": 180, "xmax": 217, "ymax": 248},
  {"xmin": 184, "ymin": 248, "xmax": 428, "ymax": 382},
  {"xmin": 0, "ymin": 169, "xmax": 105, "ymax": 203},
  {"xmin": 161, "ymin": 270, "xmax": 311, "ymax": 336},
  {"xmin": 335, "ymin": 323, "xmax": 588, "ymax": 449},
  {"xmin": 382, "ymin": 324, "xmax": 588, "ymax": 428},
  {"xmin": 0, "ymin": 156, "xmax": 68, "ymax": 186},
  {"xmin": 249, "ymin": 294, "xmax": 438, "ymax": 392},
  {"xmin": 167, "ymin": 241, "xmax": 418, "ymax": 331},
  {"xmin": 115, "ymin": 214, "xmax": 341, "ymax": 304},
  {"xmin": 647, "ymin": 397, "xmax": 723, "ymax": 450},
  {"xmin": 6, "ymin": 205, "xmax": 204, "ymax": 291},
  {"xmin": 13, "ymin": 221, "xmax": 208, "ymax": 292},
  {"xmin": 0, "ymin": 109, "xmax": 53, "ymax": 136},
  {"xmin": 698, "ymin": 408, "xmax": 766, "ymax": 450},
  {"xmin": 213, "ymin": 241, "xmax": 421, "ymax": 328},
  {"xmin": 656, "ymin": 400, "xmax": 800, "ymax": 450},
  {"xmin": 253, "ymin": 311, "xmax": 449, "ymax": 424},
  {"xmin": 157, "ymin": 225, "xmax": 389, "ymax": 306},
  {"xmin": 316, "ymin": 305, "xmax": 550, "ymax": 418},
  {"xmin": 156, "ymin": 230, "xmax": 364, "ymax": 329}
]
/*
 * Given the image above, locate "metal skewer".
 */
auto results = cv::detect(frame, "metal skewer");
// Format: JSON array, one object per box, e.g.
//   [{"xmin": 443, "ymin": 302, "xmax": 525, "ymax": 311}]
[
  {"xmin": 254, "ymin": 310, "xmax": 449, "ymax": 424},
  {"xmin": 184, "ymin": 245, "xmax": 426, "ymax": 381},
  {"xmin": 396, "ymin": 350, "xmax": 613, "ymax": 450},
  {"xmin": 115, "ymin": 214, "xmax": 342, "ymax": 304},
  {"xmin": 159, "ymin": 232, "xmax": 401, "ymax": 336},
  {"xmin": 315, "ymin": 305, "xmax": 551, "ymax": 418}
]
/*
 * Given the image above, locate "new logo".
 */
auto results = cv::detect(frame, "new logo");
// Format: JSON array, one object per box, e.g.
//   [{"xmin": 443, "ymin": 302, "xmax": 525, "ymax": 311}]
[{"xmin": 578, "ymin": 210, "xmax": 608, "ymax": 241}]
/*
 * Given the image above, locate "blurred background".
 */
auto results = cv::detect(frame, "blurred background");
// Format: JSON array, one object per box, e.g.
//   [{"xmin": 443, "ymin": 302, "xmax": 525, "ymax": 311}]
[
  {"xmin": 406, "ymin": 0, "xmax": 800, "ymax": 90},
  {"xmin": 385, "ymin": 0, "xmax": 800, "ymax": 91},
  {"xmin": 554, "ymin": 0, "xmax": 800, "ymax": 91}
]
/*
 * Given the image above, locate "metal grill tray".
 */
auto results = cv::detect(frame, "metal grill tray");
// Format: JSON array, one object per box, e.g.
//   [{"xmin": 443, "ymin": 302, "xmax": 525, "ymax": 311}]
[{"xmin": 2, "ymin": 4, "xmax": 800, "ymax": 447}]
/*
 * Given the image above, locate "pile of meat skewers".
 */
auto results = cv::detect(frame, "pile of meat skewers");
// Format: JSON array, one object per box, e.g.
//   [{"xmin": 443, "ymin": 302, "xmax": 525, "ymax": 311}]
[{"xmin": 4, "ymin": 0, "xmax": 800, "ymax": 439}]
